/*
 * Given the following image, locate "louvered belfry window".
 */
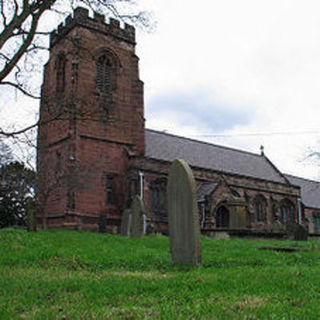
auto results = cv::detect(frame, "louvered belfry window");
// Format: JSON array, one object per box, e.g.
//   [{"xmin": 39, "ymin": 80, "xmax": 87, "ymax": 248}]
[{"xmin": 96, "ymin": 55, "xmax": 111, "ymax": 93}]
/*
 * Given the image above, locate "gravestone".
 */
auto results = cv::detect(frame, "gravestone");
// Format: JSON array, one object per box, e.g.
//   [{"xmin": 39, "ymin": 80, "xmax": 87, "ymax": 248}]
[
  {"xmin": 120, "ymin": 208, "xmax": 131, "ymax": 236},
  {"xmin": 26, "ymin": 199, "xmax": 37, "ymax": 232},
  {"xmin": 167, "ymin": 159, "xmax": 202, "ymax": 265},
  {"xmin": 227, "ymin": 197, "xmax": 247, "ymax": 229},
  {"xmin": 293, "ymin": 224, "xmax": 308, "ymax": 241},
  {"xmin": 130, "ymin": 195, "xmax": 145, "ymax": 237},
  {"xmin": 272, "ymin": 219, "xmax": 284, "ymax": 232},
  {"xmin": 98, "ymin": 213, "xmax": 107, "ymax": 233},
  {"xmin": 143, "ymin": 214, "xmax": 147, "ymax": 235}
]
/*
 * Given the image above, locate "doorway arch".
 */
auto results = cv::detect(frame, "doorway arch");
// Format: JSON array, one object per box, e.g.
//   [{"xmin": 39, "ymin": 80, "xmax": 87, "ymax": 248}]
[{"xmin": 216, "ymin": 206, "xmax": 230, "ymax": 228}]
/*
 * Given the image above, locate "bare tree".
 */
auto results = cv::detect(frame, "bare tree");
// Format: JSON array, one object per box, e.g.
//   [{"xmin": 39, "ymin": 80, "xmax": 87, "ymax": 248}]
[
  {"xmin": 0, "ymin": 0, "xmax": 152, "ymax": 137},
  {"xmin": 0, "ymin": 138, "xmax": 13, "ymax": 164}
]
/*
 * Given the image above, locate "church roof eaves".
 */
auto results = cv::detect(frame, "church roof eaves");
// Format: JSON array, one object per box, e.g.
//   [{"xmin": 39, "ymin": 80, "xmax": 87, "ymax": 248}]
[
  {"xmin": 285, "ymin": 174, "xmax": 320, "ymax": 209},
  {"xmin": 144, "ymin": 129, "xmax": 288, "ymax": 185},
  {"xmin": 146, "ymin": 129, "xmax": 262, "ymax": 157}
]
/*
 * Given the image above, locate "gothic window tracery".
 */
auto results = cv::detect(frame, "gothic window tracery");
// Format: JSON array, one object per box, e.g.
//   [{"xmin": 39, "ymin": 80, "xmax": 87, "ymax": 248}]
[
  {"xmin": 96, "ymin": 55, "xmax": 112, "ymax": 93},
  {"xmin": 95, "ymin": 52, "xmax": 117, "ymax": 120},
  {"xmin": 150, "ymin": 179, "xmax": 167, "ymax": 217},
  {"xmin": 279, "ymin": 199, "xmax": 295, "ymax": 225},
  {"xmin": 254, "ymin": 194, "xmax": 267, "ymax": 222}
]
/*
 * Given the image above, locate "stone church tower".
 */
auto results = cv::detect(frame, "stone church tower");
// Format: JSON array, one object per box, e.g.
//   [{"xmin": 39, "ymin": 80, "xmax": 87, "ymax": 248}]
[{"xmin": 37, "ymin": 7, "xmax": 144, "ymax": 229}]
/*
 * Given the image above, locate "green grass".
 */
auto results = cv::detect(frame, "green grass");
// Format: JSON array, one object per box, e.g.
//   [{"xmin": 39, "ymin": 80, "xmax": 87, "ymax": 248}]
[{"xmin": 1, "ymin": 229, "xmax": 320, "ymax": 319}]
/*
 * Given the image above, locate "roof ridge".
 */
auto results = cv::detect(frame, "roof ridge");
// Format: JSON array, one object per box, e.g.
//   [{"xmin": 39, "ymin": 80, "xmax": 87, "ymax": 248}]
[
  {"xmin": 145, "ymin": 128, "xmax": 262, "ymax": 158},
  {"xmin": 284, "ymin": 173, "xmax": 320, "ymax": 184}
]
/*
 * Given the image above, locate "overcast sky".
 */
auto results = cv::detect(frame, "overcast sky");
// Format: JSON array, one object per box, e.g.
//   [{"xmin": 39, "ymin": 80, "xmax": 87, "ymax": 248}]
[
  {"xmin": 2, "ymin": 0, "xmax": 320, "ymax": 179},
  {"xmin": 137, "ymin": 0, "xmax": 320, "ymax": 180}
]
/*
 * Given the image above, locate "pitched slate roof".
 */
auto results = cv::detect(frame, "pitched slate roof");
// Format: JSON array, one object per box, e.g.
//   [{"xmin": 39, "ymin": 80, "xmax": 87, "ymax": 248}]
[
  {"xmin": 197, "ymin": 181, "xmax": 219, "ymax": 202},
  {"xmin": 285, "ymin": 174, "xmax": 320, "ymax": 209},
  {"xmin": 145, "ymin": 129, "xmax": 287, "ymax": 184}
]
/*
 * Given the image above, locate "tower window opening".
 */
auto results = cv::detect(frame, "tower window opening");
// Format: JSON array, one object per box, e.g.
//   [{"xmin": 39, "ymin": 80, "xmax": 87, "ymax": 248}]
[{"xmin": 96, "ymin": 55, "xmax": 111, "ymax": 93}]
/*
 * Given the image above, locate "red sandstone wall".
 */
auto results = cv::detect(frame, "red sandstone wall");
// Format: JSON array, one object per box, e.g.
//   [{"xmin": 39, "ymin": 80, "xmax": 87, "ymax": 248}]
[{"xmin": 37, "ymin": 10, "xmax": 144, "ymax": 230}]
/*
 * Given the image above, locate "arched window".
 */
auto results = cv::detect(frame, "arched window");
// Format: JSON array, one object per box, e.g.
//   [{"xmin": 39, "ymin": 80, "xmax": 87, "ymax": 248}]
[
  {"xmin": 254, "ymin": 194, "xmax": 267, "ymax": 222},
  {"xmin": 96, "ymin": 55, "xmax": 112, "ymax": 93},
  {"xmin": 271, "ymin": 199, "xmax": 280, "ymax": 221},
  {"xmin": 56, "ymin": 54, "xmax": 66, "ymax": 96},
  {"xmin": 150, "ymin": 179, "xmax": 167, "ymax": 217},
  {"xmin": 216, "ymin": 206, "xmax": 229, "ymax": 228},
  {"xmin": 312, "ymin": 213, "xmax": 320, "ymax": 234},
  {"xmin": 279, "ymin": 199, "xmax": 295, "ymax": 225}
]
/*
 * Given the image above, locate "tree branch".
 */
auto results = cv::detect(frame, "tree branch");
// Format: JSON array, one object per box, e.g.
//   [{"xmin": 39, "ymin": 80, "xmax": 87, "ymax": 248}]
[
  {"xmin": 0, "ymin": 0, "xmax": 54, "ymax": 82},
  {"xmin": 0, "ymin": 1, "xmax": 31, "ymax": 50},
  {"xmin": 0, "ymin": 81, "xmax": 40, "ymax": 99},
  {"xmin": 0, "ymin": 121, "xmax": 40, "ymax": 137}
]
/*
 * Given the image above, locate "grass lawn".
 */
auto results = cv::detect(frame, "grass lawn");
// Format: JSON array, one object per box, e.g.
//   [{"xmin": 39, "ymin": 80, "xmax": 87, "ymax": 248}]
[{"xmin": 1, "ymin": 229, "xmax": 320, "ymax": 319}]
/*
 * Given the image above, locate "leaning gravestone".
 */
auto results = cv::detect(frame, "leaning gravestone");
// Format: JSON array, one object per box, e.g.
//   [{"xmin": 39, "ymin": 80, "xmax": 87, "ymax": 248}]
[
  {"xmin": 130, "ymin": 195, "xmax": 145, "ymax": 237},
  {"xmin": 167, "ymin": 159, "xmax": 202, "ymax": 265},
  {"xmin": 120, "ymin": 208, "xmax": 132, "ymax": 236},
  {"xmin": 98, "ymin": 213, "xmax": 107, "ymax": 233}
]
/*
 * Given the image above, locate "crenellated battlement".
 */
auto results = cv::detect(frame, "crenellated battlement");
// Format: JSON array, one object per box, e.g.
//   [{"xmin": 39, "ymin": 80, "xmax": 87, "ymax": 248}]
[{"xmin": 50, "ymin": 7, "xmax": 135, "ymax": 48}]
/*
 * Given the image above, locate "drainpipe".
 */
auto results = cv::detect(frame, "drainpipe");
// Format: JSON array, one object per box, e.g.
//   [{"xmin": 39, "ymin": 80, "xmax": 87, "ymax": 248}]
[
  {"xmin": 201, "ymin": 202, "xmax": 206, "ymax": 229},
  {"xmin": 139, "ymin": 171, "xmax": 144, "ymax": 199},
  {"xmin": 297, "ymin": 197, "xmax": 302, "ymax": 224}
]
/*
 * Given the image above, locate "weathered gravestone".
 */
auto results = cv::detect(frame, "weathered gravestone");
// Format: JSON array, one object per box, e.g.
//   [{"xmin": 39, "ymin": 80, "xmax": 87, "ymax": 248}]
[
  {"xmin": 271, "ymin": 219, "xmax": 284, "ymax": 232},
  {"xmin": 130, "ymin": 195, "xmax": 145, "ymax": 237},
  {"xmin": 120, "ymin": 208, "xmax": 132, "ymax": 236},
  {"xmin": 167, "ymin": 159, "xmax": 202, "ymax": 265},
  {"xmin": 293, "ymin": 224, "xmax": 308, "ymax": 241},
  {"xmin": 98, "ymin": 213, "xmax": 107, "ymax": 233},
  {"xmin": 26, "ymin": 199, "xmax": 37, "ymax": 232}
]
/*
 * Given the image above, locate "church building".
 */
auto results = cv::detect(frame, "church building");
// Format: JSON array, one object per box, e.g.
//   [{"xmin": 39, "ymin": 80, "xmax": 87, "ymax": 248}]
[{"xmin": 37, "ymin": 8, "xmax": 320, "ymax": 236}]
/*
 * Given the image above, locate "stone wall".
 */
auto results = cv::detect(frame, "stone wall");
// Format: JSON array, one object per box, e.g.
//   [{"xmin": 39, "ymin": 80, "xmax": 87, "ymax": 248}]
[
  {"xmin": 130, "ymin": 156, "xmax": 301, "ymax": 233},
  {"xmin": 37, "ymin": 9, "xmax": 144, "ymax": 230}
]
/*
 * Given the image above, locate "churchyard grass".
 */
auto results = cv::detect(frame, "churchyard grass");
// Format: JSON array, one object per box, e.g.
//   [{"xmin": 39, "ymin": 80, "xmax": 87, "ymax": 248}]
[{"xmin": 1, "ymin": 229, "xmax": 320, "ymax": 319}]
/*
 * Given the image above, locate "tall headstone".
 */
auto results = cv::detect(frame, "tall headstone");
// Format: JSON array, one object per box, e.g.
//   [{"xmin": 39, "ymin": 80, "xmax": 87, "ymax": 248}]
[
  {"xmin": 293, "ymin": 224, "xmax": 308, "ymax": 241},
  {"xmin": 98, "ymin": 213, "xmax": 107, "ymax": 233},
  {"xmin": 130, "ymin": 195, "xmax": 145, "ymax": 237},
  {"xmin": 167, "ymin": 159, "xmax": 202, "ymax": 265},
  {"xmin": 27, "ymin": 199, "xmax": 37, "ymax": 232},
  {"xmin": 120, "ymin": 208, "xmax": 131, "ymax": 236}
]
